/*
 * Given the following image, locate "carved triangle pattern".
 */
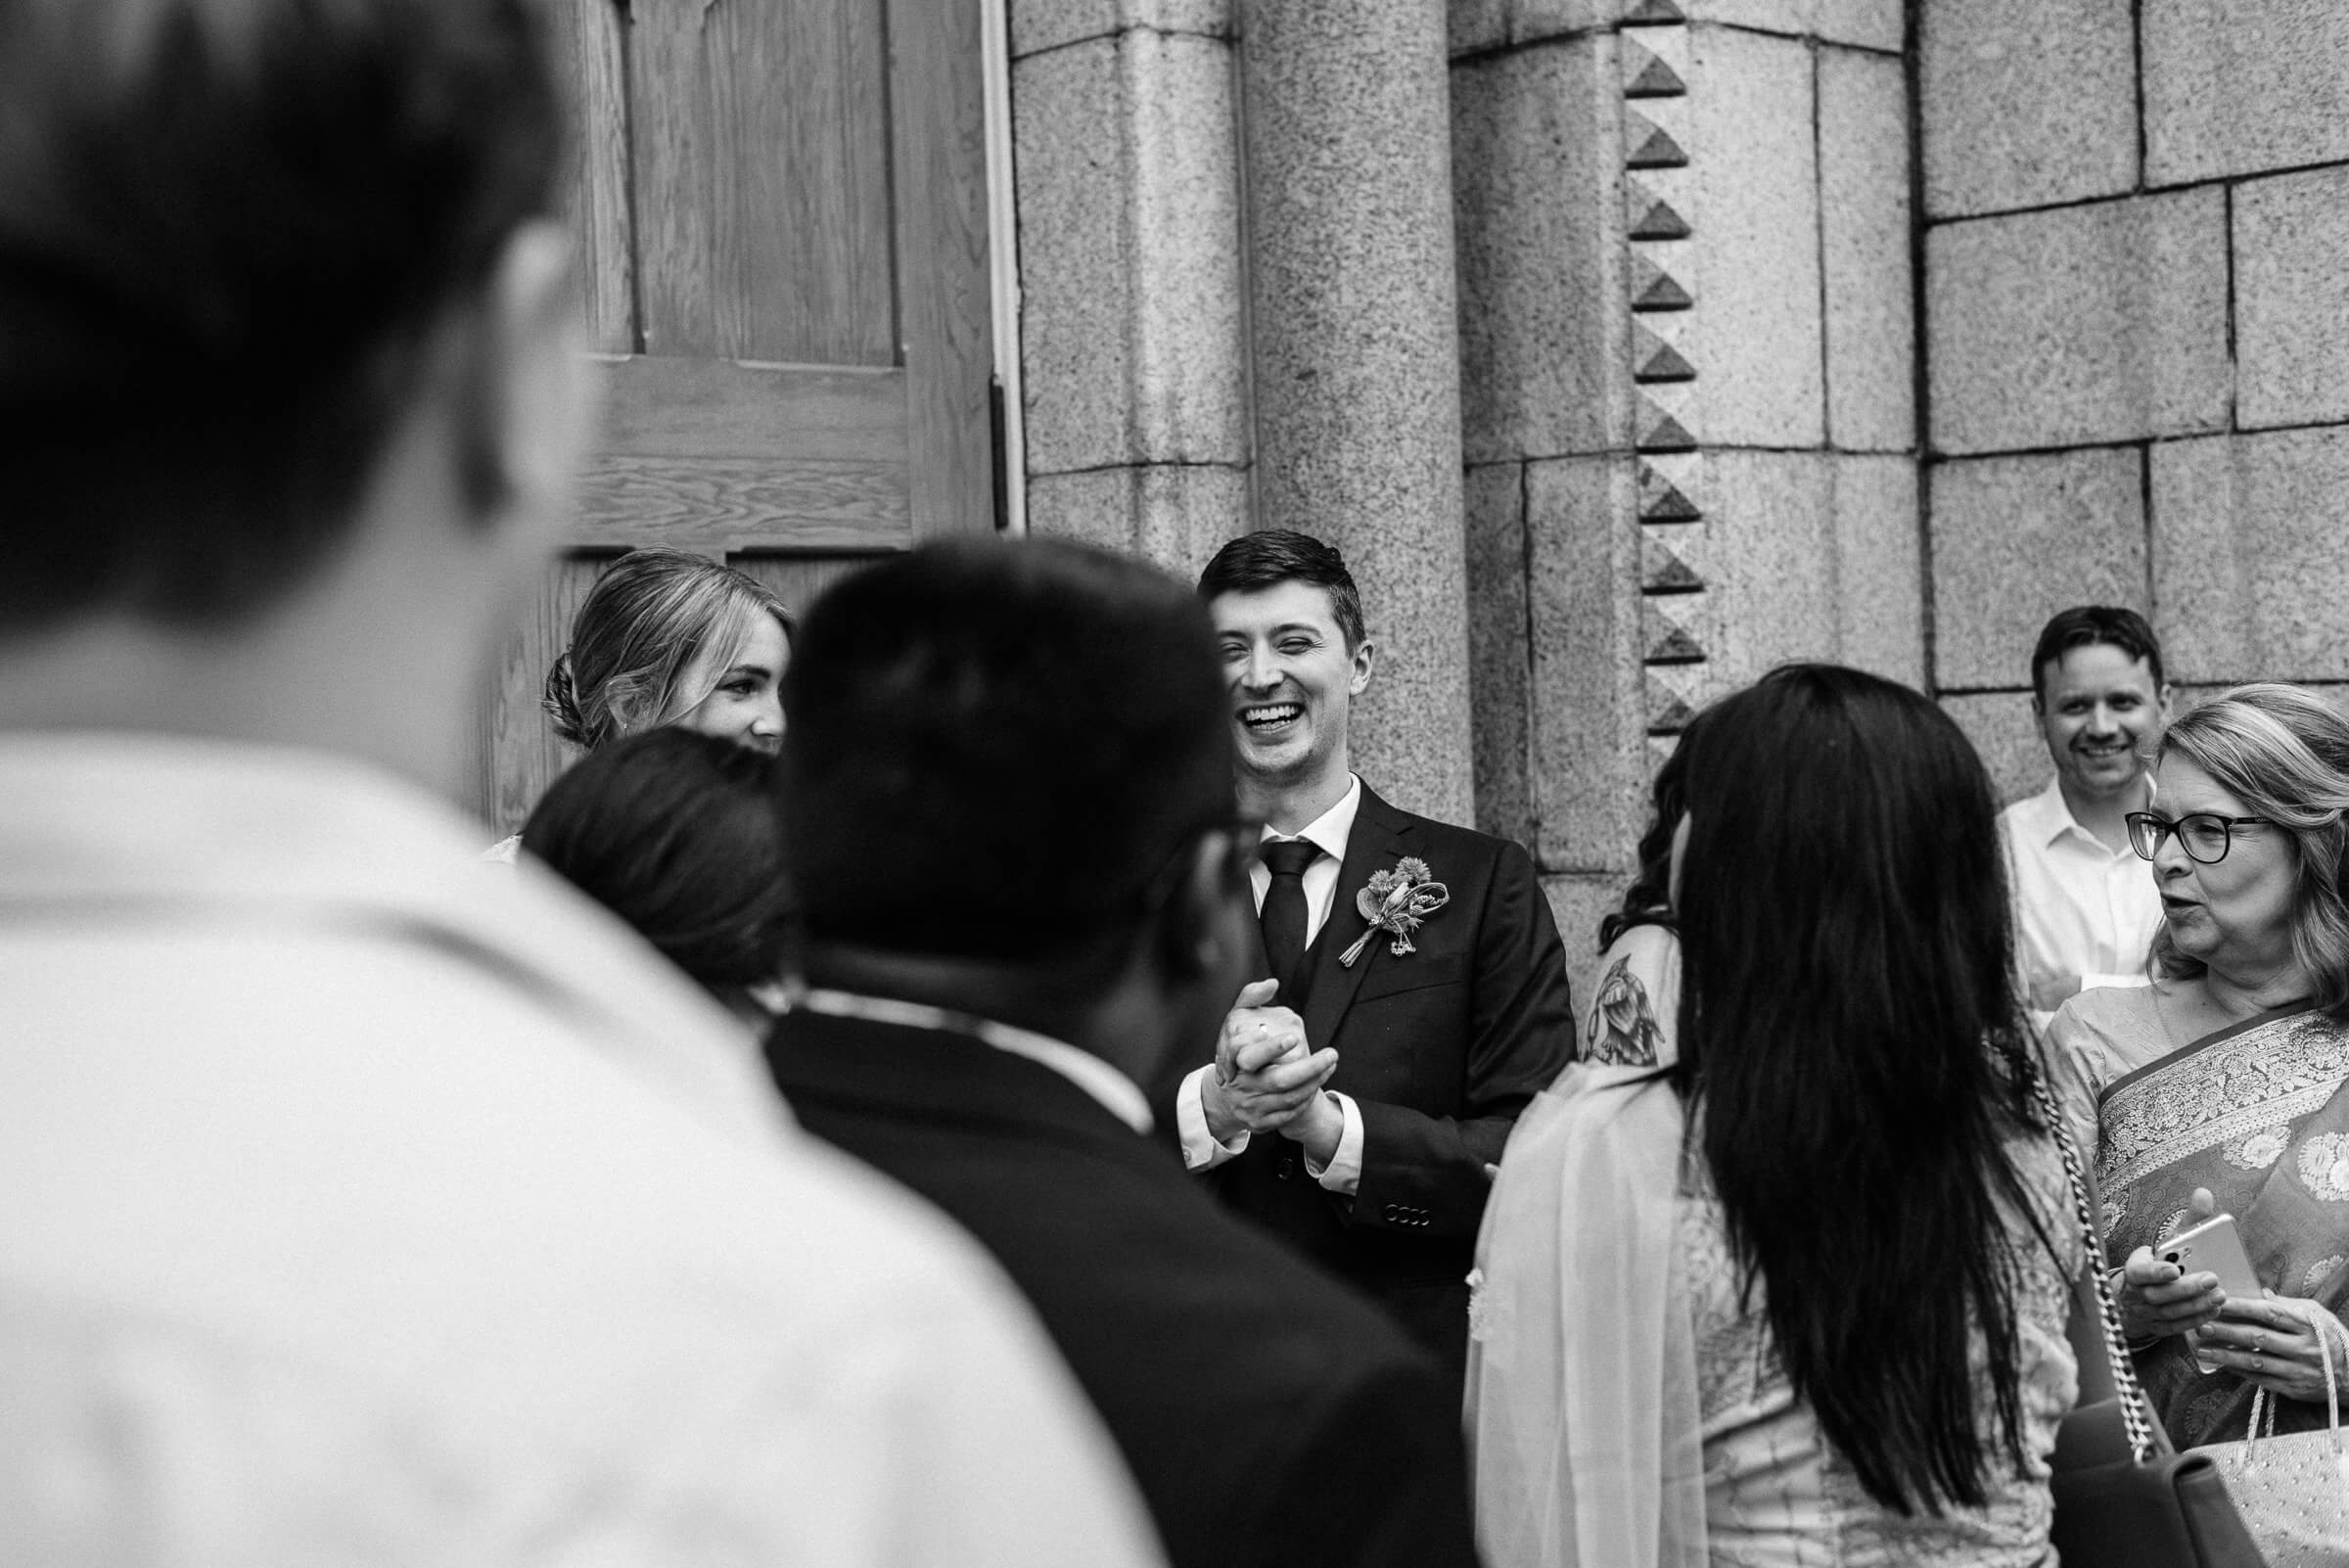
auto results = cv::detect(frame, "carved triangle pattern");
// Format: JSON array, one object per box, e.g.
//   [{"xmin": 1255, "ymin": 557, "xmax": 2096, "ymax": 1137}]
[
  {"xmin": 1623, "ymin": 15, "xmax": 1703, "ymax": 730},
  {"xmin": 1635, "ymin": 394, "xmax": 1696, "ymax": 452},
  {"xmin": 1640, "ymin": 525, "xmax": 1705, "ymax": 593},
  {"xmin": 1622, "ymin": 41, "xmax": 1687, "ymax": 99},
  {"xmin": 1633, "ymin": 324, "xmax": 1695, "ymax": 383},
  {"xmin": 1624, "ymin": 112, "xmax": 1689, "ymax": 169},
  {"xmin": 1626, "ymin": 179, "xmax": 1692, "ymax": 241},
  {"xmin": 1636, "ymin": 460, "xmax": 1701, "ymax": 522},
  {"xmin": 1640, "ymin": 594, "xmax": 1708, "ymax": 665},
  {"xmin": 1630, "ymin": 252, "xmax": 1693, "ymax": 312},
  {"xmin": 1644, "ymin": 664, "xmax": 1709, "ymax": 735}
]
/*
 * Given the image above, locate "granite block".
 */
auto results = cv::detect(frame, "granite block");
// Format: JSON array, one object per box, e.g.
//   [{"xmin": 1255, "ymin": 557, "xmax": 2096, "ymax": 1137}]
[
  {"xmin": 1246, "ymin": 0, "xmax": 1474, "ymax": 826},
  {"xmin": 1819, "ymin": 46, "xmax": 1914, "ymax": 454},
  {"xmin": 1940, "ymin": 691, "xmax": 2048, "ymax": 807},
  {"xmin": 1526, "ymin": 456, "xmax": 1644, "ymax": 873},
  {"xmin": 1451, "ymin": 35, "xmax": 1629, "ymax": 463},
  {"xmin": 2144, "ymin": 0, "xmax": 2349, "ymax": 185},
  {"xmin": 1918, "ymin": 0, "xmax": 2137, "ymax": 219},
  {"xmin": 1813, "ymin": 0, "xmax": 1903, "ymax": 52},
  {"xmin": 2150, "ymin": 429, "xmax": 2349, "ymax": 685},
  {"xmin": 1545, "ymin": 873, "xmax": 1635, "ymax": 969},
  {"xmin": 1925, "ymin": 191, "xmax": 2231, "ymax": 454},
  {"xmin": 1685, "ymin": 24, "xmax": 1823, "ymax": 448},
  {"xmin": 2234, "ymin": 165, "xmax": 2349, "ymax": 432},
  {"xmin": 1022, "ymin": 462, "xmax": 1253, "ymax": 582},
  {"xmin": 1829, "ymin": 453, "xmax": 1924, "ymax": 687},
  {"xmin": 1011, "ymin": 0, "xmax": 1233, "ymax": 59},
  {"xmin": 1014, "ymin": 32, "xmax": 1249, "ymax": 475},
  {"xmin": 1927, "ymin": 447, "xmax": 2149, "ymax": 691},
  {"xmin": 1658, "ymin": 0, "xmax": 1900, "ymax": 49},
  {"xmin": 1699, "ymin": 450, "xmax": 1840, "ymax": 683},
  {"xmin": 1466, "ymin": 462, "xmax": 1535, "ymax": 847},
  {"xmin": 1448, "ymin": 0, "xmax": 1615, "ymax": 56}
]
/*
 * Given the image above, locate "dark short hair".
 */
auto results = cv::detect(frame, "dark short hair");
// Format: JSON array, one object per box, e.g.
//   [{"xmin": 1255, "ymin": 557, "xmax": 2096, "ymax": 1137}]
[
  {"xmin": 522, "ymin": 729, "xmax": 794, "ymax": 994},
  {"xmin": 2029, "ymin": 606, "xmax": 2165, "ymax": 704},
  {"xmin": 0, "ymin": 0, "xmax": 562, "ymax": 631},
  {"xmin": 783, "ymin": 538, "xmax": 1232, "ymax": 963},
  {"xmin": 1197, "ymin": 530, "xmax": 1367, "ymax": 648}
]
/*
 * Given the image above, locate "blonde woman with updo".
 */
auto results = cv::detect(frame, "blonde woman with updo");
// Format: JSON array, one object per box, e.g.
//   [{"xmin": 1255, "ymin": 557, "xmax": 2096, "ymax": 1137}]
[{"xmin": 486, "ymin": 547, "xmax": 793, "ymax": 861}]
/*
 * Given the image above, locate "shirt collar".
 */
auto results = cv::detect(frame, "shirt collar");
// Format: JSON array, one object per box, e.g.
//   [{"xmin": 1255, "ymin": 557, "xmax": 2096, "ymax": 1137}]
[
  {"xmin": 1262, "ymin": 772, "xmax": 1361, "ymax": 864},
  {"xmin": 0, "ymin": 730, "xmax": 787, "ymax": 1145},
  {"xmin": 791, "ymin": 989, "xmax": 1154, "ymax": 1134},
  {"xmin": 2020, "ymin": 771, "xmax": 2153, "ymax": 853}
]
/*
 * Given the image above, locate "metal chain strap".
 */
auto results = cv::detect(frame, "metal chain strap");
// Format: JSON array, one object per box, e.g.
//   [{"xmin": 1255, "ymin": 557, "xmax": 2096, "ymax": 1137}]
[{"xmin": 2021, "ymin": 1043, "xmax": 2159, "ymax": 1464}]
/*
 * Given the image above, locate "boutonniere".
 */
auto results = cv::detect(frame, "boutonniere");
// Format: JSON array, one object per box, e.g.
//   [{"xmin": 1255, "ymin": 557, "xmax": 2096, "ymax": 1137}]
[{"xmin": 1339, "ymin": 856, "xmax": 1450, "ymax": 967}]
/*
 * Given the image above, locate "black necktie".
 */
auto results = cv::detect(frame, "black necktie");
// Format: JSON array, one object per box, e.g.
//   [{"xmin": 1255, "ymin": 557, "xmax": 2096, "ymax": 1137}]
[{"xmin": 1259, "ymin": 838, "xmax": 1322, "ymax": 1001}]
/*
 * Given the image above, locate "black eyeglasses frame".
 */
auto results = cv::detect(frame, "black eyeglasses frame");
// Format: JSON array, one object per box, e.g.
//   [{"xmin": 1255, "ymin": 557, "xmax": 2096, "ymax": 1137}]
[{"xmin": 2123, "ymin": 809, "xmax": 2276, "ymax": 865}]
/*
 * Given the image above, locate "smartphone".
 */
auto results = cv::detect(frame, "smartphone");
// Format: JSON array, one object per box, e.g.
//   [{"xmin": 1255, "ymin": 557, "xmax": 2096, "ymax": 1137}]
[{"xmin": 2158, "ymin": 1213, "xmax": 2264, "ymax": 1374}]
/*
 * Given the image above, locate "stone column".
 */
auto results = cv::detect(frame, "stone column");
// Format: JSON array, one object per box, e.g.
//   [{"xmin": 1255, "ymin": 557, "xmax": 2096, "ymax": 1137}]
[{"xmin": 1240, "ymin": 0, "xmax": 1474, "ymax": 825}]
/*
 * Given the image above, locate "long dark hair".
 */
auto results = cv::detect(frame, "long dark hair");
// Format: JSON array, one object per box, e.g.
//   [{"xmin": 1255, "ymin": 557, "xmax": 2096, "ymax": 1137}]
[
  {"xmin": 1675, "ymin": 664, "xmax": 2045, "ymax": 1514},
  {"xmin": 521, "ymin": 728, "xmax": 793, "ymax": 993}
]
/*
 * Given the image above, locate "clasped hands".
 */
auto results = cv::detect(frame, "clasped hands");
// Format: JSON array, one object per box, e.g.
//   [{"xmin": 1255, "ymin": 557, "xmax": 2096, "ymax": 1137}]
[
  {"xmin": 2115, "ymin": 1185, "xmax": 2349, "ymax": 1404},
  {"xmin": 1199, "ymin": 979, "xmax": 1341, "ymax": 1157}
]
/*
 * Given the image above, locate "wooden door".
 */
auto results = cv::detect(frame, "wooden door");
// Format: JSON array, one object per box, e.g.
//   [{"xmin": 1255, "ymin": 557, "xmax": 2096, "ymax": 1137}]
[{"xmin": 472, "ymin": 0, "xmax": 995, "ymax": 832}]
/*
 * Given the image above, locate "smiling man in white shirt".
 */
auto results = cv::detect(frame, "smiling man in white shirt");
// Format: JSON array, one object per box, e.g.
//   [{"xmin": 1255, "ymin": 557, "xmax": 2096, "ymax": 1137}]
[{"xmin": 1999, "ymin": 606, "xmax": 2174, "ymax": 1019}]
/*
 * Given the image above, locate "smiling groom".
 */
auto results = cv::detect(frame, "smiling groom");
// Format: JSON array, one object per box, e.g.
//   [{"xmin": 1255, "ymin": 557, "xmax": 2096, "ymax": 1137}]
[{"xmin": 1177, "ymin": 530, "xmax": 1576, "ymax": 1387}]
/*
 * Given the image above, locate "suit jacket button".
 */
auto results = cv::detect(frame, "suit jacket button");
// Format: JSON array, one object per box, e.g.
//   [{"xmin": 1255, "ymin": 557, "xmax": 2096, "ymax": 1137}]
[{"xmin": 1277, "ymin": 1158, "xmax": 1298, "ymax": 1180}]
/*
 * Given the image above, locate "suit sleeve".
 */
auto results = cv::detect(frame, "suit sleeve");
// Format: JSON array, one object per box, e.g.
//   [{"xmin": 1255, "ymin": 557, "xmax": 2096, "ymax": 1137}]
[{"xmin": 1346, "ymin": 837, "xmax": 1577, "ymax": 1239}]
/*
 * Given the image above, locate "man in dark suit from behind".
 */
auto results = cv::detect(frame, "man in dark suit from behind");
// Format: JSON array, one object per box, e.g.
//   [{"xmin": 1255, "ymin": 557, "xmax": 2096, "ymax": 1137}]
[
  {"xmin": 1173, "ymin": 530, "xmax": 1578, "ymax": 1392},
  {"xmin": 765, "ymin": 538, "xmax": 1477, "ymax": 1568}
]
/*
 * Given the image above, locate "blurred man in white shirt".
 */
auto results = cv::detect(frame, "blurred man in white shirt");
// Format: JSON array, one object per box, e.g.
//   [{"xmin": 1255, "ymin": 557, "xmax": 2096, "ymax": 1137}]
[
  {"xmin": 0, "ymin": 4, "xmax": 1158, "ymax": 1562},
  {"xmin": 1999, "ymin": 606, "xmax": 2173, "ymax": 1019}
]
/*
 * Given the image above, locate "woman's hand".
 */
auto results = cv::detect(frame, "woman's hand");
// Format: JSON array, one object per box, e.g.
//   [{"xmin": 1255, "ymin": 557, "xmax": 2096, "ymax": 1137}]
[
  {"xmin": 2116, "ymin": 1245, "xmax": 2227, "ymax": 1341},
  {"xmin": 2197, "ymin": 1295, "xmax": 2349, "ymax": 1406}
]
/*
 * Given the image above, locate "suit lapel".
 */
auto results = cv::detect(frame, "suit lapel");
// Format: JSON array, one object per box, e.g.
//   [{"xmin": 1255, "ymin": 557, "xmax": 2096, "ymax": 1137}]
[{"xmin": 1300, "ymin": 783, "xmax": 1414, "ymax": 1052}]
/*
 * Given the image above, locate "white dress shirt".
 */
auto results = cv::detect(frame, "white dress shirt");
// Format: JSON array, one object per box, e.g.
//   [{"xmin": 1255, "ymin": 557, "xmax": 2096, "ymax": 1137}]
[
  {"xmin": 1175, "ymin": 775, "xmax": 1366, "ymax": 1192},
  {"xmin": 2000, "ymin": 773, "xmax": 2164, "ymax": 1019},
  {"xmin": 0, "ymin": 733, "xmax": 1162, "ymax": 1567}
]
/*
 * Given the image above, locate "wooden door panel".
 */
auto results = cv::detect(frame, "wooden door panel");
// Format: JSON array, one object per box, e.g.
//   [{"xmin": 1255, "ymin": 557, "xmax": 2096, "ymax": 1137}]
[{"xmin": 629, "ymin": 0, "xmax": 894, "ymax": 362}]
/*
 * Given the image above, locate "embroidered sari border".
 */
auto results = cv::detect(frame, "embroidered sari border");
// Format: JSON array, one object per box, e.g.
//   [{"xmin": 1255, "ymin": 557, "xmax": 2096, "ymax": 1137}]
[
  {"xmin": 2096, "ymin": 1003, "xmax": 2312, "ymax": 1109},
  {"xmin": 2099, "ymin": 1010, "xmax": 2349, "ymax": 1185}
]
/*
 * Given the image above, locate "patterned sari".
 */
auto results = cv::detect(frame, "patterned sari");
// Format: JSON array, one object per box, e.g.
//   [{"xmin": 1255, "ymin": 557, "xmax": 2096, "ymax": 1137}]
[{"xmin": 2096, "ymin": 1006, "xmax": 2349, "ymax": 1446}]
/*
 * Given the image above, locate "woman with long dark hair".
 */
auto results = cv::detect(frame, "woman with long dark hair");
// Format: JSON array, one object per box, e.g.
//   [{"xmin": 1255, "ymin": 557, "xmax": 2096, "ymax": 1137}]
[{"xmin": 1469, "ymin": 665, "xmax": 2101, "ymax": 1567}]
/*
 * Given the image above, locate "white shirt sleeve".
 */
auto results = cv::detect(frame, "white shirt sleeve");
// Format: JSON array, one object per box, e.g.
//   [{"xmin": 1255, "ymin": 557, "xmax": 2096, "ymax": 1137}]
[
  {"xmin": 1302, "ymin": 1090, "xmax": 1364, "ymax": 1194},
  {"xmin": 1175, "ymin": 1063, "xmax": 1250, "ymax": 1172}
]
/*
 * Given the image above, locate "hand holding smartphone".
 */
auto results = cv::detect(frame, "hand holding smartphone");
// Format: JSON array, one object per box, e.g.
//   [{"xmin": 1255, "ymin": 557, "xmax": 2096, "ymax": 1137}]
[{"xmin": 2158, "ymin": 1212, "xmax": 2263, "ymax": 1373}]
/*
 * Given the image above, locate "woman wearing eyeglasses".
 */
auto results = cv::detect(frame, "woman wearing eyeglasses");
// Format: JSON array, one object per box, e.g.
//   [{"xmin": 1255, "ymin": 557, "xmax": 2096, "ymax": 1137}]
[{"xmin": 2048, "ymin": 682, "xmax": 2349, "ymax": 1446}]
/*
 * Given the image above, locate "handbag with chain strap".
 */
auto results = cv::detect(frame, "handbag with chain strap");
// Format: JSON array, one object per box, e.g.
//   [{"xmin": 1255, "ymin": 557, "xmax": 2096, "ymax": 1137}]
[
  {"xmin": 2027, "ymin": 1056, "xmax": 2269, "ymax": 1568},
  {"xmin": 2203, "ymin": 1303, "xmax": 2349, "ymax": 1567}
]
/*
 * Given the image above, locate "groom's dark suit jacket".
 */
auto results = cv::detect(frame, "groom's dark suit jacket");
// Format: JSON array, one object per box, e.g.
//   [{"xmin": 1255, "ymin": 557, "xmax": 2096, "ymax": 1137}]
[
  {"xmin": 1207, "ymin": 781, "xmax": 1577, "ymax": 1383},
  {"xmin": 764, "ymin": 1007, "xmax": 1478, "ymax": 1568}
]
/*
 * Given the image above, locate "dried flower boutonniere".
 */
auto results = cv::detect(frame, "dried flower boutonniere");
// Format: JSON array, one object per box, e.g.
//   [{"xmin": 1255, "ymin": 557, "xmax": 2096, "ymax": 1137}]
[{"xmin": 1339, "ymin": 856, "xmax": 1450, "ymax": 967}]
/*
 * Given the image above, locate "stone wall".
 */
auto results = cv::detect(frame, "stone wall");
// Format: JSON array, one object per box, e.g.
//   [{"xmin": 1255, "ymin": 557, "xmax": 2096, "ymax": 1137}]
[
  {"xmin": 1448, "ymin": 0, "xmax": 1917, "ymax": 950},
  {"xmin": 1922, "ymin": 0, "xmax": 2349, "ymax": 802}
]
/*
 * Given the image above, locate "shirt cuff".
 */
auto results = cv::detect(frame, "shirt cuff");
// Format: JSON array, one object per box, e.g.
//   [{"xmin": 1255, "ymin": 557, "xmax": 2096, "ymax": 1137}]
[
  {"xmin": 1304, "ymin": 1090, "xmax": 1363, "ymax": 1194},
  {"xmin": 1176, "ymin": 1064, "xmax": 1249, "ymax": 1173}
]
